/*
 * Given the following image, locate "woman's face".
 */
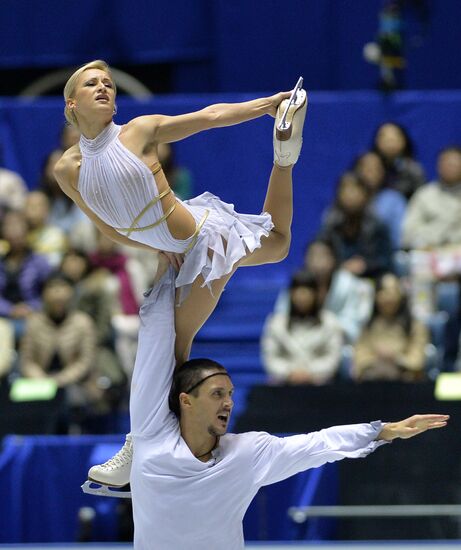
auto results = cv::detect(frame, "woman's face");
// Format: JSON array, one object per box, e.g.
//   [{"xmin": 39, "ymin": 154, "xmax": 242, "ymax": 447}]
[
  {"xmin": 69, "ymin": 69, "xmax": 116, "ymax": 122},
  {"xmin": 291, "ymin": 286, "xmax": 316, "ymax": 315},
  {"xmin": 356, "ymin": 153, "xmax": 385, "ymax": 191},
  {"xmin": 375, "ymin": 124, "xmax": 406, "ymax": 160},
  {"xmin": 43, "ymin": 281, "xmax": 74, "ymax": 315},
  {"xmin": 375, "ymin": 274, "xmax": 403, "ymax": 317},
  {"xmin": 25, "ymin": 192, "xmax": 49, "ymax": 228},
  {"xmin": 1, "ymin": 212, "xmax": 28, "ymax": 250},
  {"xmin": 305, "ymin": 242, "xmax": 335, "ymax": 279},
  {"xmin": 61, "ymin": 254, "xmax": 88, "ymax": 283},
  {"xmin": 437, "ymin": 150, "xmax": 461, "ymax": 185},
  {"xmin": 338, "ymin": 176, "xmax": 368, "ymax": 214}
]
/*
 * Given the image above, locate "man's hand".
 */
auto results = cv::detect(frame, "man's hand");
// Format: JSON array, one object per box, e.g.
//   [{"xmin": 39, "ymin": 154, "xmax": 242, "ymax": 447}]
[
  {"xmin": 378, "ymin": 414, "xmax": 449, "ymax": 441},
  {"xmin": 161, "ymin": 251, "xmax": 184, "ymax": 272}
]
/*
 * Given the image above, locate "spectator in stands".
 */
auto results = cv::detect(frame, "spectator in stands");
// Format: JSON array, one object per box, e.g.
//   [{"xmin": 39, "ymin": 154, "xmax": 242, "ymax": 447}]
[
  {"xmin": 276, "ymin": 239, "xmax": 374, "ymax": 342},
  {"xmin": 318, "ymin": 172, "xmax": 392, "ymax": 278},
  {"xmin": 402, "ymin": 146, "xmax": 461, "ymax": 250},
  {"xmin": 305, "ymin": 239, "xmax": 374, "ymax": 342},
  {"xmin": 61, "ymin": 249, "xmax": 127, "ymax": 408},
  {"xmin": 24, "ymin": 191, "xmax": 68, "ymax": 267},
  {"xmin": 353, "ymin": 273, "xmax": 428, "ymax": 382},
  {"xmin": 262, "ymin": 270, "xmax": 343, "ymax": 385},
  {"xmin": 0, "ymin": 210, "xmax": 51, "ymax": 340},
  {"xmin": 0, "ymin": 164, "xmax": 28, "ymax": 213},
  {"xmin": 0, "ymin": 318, "xmax": 14, "ymax": 380},
  {"xmin": 372, "ymin": 122, "xmax": 426, "ymax": 200},
  {"xmin": 353, "ymin": 151, "xmax": 406, "ymax": 249},
  {"xmin": 19, "ymin": 273, "xmax": 99, "ymax": 431},
  {"xmin": 158, "ymin": 142, "xmax": 193, "ymax": 200},
  {"xmin": 89, "ymin": 230, "xmax": 149, "ymax": 377},
  {"xmin": 38, "ymin": 150, "xmax": 87, "ymax": 235}
]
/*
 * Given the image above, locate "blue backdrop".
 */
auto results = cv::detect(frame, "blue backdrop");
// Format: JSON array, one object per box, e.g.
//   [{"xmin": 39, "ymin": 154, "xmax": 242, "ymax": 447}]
[
  {"xmin": 1, "ymin": 91, "xmax": 461, "ymax": 274},
  {"xmin": 1, "ymin": 1, "xmax": 461, "ymax": 91}
]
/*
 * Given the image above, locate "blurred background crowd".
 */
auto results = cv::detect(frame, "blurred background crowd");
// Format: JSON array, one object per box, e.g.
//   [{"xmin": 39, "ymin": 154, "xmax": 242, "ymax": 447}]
[{"xmin": 1, "ymin": 114, "xmax": 461, "ymax": 434}]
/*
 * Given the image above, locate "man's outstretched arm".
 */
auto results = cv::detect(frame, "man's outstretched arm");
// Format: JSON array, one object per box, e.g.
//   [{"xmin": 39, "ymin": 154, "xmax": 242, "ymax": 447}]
[{"xmin": 251, "ymin": 414, "xmax": 449, "ymax": 488}]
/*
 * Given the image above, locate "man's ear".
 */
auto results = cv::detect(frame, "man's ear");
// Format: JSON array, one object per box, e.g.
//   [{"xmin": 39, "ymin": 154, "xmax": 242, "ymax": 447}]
[{"xmin": 179, "ymin": 392, "xmax": 192, "ymax": 410}]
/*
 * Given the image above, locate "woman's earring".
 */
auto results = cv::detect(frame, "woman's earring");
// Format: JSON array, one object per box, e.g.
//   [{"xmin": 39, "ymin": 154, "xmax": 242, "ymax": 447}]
[{"xmin": 113, "ymin": 104, "xmax": 118, "ymax": 116}]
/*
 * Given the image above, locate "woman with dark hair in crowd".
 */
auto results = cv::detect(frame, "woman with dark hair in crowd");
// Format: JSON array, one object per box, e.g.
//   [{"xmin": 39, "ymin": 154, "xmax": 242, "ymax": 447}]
[
  {"xmin": 318, "ymin": 171, "xmax": 393, "ymax": 279},
  {"xmin": 372, "ymin": 122, "xmax": 426, "ymax": 200},
  {"xmin": 353, "ymin": 272, "xmax": 428, "ymax": 382},
  {"xmin": 0, "ymin": 210, "xmax": 52, "ymax": 340},
  {"xmin": 353, "ymin": 150, "xmax": 407, "ymax": 249},
  {"xmin": 262, "ymin": 270, "xmax": 343, "ymax": 385}
]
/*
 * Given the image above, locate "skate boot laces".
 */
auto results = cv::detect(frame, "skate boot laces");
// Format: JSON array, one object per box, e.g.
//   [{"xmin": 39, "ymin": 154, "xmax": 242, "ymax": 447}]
[{"xmin": 100, "ymin": 438, "xmax": 132, "ymax": 471}]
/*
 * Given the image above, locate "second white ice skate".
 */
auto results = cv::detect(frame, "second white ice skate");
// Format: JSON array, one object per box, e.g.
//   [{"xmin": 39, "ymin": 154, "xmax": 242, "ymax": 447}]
[{"xmin": 81, "ymin": 434, "xmax": 133, "ymax": 499}]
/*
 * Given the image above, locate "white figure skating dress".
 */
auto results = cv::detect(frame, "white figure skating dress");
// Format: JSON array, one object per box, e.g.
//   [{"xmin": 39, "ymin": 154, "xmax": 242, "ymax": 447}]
[{"xmin": 78, "ymin": 122, "xmax": 273, "ymax": 299}]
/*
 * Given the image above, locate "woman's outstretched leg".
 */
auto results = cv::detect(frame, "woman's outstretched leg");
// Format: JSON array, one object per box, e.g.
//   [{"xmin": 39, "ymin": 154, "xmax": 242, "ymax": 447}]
[
  {"xmin": 242, "ymin": 87, "xmax": 307, "ymax": 267},
  {"xmin": 174, "ymin": 89, "xmax": 308, "ymax": 363},
  {"xmin": 240, "ymin": 163, "xmax": 293, "ymax": 267}
]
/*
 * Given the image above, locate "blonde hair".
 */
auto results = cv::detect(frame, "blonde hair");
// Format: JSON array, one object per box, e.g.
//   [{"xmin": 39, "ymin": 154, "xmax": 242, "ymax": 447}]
[{"xmin": 63, "ymin": 60, "xmax": 116, "ymax": 127}]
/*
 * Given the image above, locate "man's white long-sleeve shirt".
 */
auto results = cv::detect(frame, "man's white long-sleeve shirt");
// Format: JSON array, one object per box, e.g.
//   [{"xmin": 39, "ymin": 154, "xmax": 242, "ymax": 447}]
[{"xmin": 130, "ymin": 268, "xmax": 387, "ymax": 550}]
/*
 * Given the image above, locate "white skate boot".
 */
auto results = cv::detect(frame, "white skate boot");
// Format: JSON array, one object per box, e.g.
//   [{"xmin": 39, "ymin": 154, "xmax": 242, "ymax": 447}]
[
  {"xmin": 81, "ymin": 434, "xmax": 132, "ymax": 499},
  {"xmin": 274, "ymin": 76, "xmax": 308, "ymax": 167}
]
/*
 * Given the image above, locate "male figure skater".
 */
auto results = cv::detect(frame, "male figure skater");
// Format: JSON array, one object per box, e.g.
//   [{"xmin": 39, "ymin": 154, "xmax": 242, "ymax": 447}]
[{"xmin": 127, "ymin": 265, "xmax": 448, "ymax": 549}]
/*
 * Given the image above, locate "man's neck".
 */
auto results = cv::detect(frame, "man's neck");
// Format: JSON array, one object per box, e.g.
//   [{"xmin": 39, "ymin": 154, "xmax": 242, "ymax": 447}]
[{"xmin": 180, "ymin": 420, "xmax": 218, "ymax": 462}]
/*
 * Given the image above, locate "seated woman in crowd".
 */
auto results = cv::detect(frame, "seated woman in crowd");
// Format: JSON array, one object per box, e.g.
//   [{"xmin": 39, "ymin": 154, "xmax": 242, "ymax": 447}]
[
  {"xmin": 353, "ymin": 273, "xmax": 428, "ymax": 382},
  {"xmin": 353, "ymin": 150, "xmax": 407, "ymax": 249},
  {"xmin": 24, "ymin": 191, "xmax": 68, "ymax": 267},
  {"xmin": 275, "ymin": 239, "xmax": 374, "ymax": 342},
  {"xmin": 20, "ymin": 273, "xmax": 97, "ymax": 432},
  {"xmin": 89, "ymin": 230, "xmax": 150, "ymax": 377},
  {"xmin": 60, "ymin": 249, "xmax": 127, "ymax": 406},
  {"xmin": 318, "ymin": 171, "xmax": 393, "ymax": 279},
  {"xmin": 372, "ymin": 122, "xmax": 426, "ymax": 200},
  {"xmin": 262, "ymin": 270, "xmax": 343, "ymax": 385},
  {"xmin": 0, "ymin": 210, "xmax": 52, "ymax": 340}
]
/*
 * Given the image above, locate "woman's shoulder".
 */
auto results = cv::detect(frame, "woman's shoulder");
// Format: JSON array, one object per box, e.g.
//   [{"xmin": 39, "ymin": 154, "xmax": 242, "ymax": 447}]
[{"xmin": 54, "ymin": 145, "xmax": 81, "ymax": 188}]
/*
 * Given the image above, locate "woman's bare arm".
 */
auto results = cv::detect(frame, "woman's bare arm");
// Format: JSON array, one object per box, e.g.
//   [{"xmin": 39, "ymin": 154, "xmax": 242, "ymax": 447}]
[
  {"xmin": 54, "ymin": 156, "xmax": 157, "ymax": 252},
  {"xmin": 134, "ymin": 92, "xmax": 291, "ymax": 145}
]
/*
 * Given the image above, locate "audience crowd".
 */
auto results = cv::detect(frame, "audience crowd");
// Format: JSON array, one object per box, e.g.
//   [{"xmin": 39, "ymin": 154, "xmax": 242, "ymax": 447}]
[{"xmin": 1, "ymin": 120, "xmax": 460, "ymax": 433}]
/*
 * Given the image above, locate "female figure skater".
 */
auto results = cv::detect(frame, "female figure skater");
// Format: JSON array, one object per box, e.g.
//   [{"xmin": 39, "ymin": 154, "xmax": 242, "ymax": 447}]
[
  {"xmin": 55, "ymin": 60, "xmax": 306, "ymax": 361},
  {"xmin": 54, "ymin": 60, "xmax": 307, "ymax": 494}
]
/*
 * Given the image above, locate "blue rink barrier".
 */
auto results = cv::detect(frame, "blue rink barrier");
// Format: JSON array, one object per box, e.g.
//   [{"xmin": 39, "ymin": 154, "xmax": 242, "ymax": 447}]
[{"xmin": 0, "ymin": 435, "xmax": 337, "ymax": 544}]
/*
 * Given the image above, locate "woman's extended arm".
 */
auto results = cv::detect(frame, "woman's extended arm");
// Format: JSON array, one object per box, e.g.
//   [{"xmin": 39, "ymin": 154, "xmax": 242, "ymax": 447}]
[{"xmin": 136, "ymin": 92, "xmax": 291, "ymax": 145}]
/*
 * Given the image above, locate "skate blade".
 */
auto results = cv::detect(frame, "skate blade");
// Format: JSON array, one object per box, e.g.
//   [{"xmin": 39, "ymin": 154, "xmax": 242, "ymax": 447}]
[
  {"xmin": 276, "ymin": 76, "xmax": 306, "ymax": 141},
  {"xmin": 81, "ymin": 479, "xmax": 132, "ymax": 499}
]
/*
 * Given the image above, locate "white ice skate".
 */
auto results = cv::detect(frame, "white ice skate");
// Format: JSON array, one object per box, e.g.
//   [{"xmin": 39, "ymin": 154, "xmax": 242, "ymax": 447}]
[
  {"xmin": 274, "ymin": 76, "xmax": 308, "ymax": 167},
  {"xmin": 81, "ymin": 434, "xmax": 132, "ymax": 499}
]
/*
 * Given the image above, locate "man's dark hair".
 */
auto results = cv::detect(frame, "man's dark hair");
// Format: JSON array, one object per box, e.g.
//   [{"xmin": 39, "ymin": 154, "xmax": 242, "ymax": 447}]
[{"xmin": 169, "ymin": 358, "xmax": 228, "ymax": 418}]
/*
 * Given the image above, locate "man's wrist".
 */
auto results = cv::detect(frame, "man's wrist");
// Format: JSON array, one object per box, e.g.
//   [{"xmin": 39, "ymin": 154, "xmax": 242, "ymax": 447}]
[{"xmin": 377, "ymin": 422, "xmax": 396, "ymax": 441}]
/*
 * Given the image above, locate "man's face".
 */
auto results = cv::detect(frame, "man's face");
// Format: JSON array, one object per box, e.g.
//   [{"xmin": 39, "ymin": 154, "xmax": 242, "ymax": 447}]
[{"xmin": 188, "ymin": 372, "xmax": 234, "ymax": 437}]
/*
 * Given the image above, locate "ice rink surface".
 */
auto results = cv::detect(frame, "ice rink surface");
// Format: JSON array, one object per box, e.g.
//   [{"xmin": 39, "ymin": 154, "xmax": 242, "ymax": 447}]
[{"xmin": 2, "ymin": 543, "xmax": 461, "ymax": 550}]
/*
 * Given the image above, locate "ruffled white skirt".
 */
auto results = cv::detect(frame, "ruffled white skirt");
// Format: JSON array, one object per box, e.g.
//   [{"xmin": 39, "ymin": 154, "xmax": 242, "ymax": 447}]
[{"xmin": 176, "ymin": 192, "xmax": 273, "ymax": 301}]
